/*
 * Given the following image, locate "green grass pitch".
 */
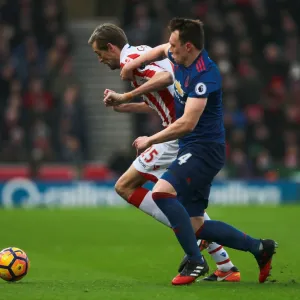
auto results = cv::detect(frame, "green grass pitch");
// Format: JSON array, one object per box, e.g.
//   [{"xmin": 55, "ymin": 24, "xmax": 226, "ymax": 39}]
[{"xmin": 0, "ymin": 205, "xmax": 300, "ymax": 300}]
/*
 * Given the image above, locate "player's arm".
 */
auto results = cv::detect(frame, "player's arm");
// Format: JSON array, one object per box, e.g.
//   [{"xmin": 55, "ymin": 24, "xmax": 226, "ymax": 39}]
[
  {"xmin": 150, "ymin": 97, "xmax": 207, "ymax": 143},
  {"xmin": 121, "ymin": 43, "xmax": 170, "ymax": 80},
  {"xmin": 113, "ymin": 102, "xmax": 154, "ymax": 113},
  {"xmin": 133, "ymin": 97, "xmax": 207, "ymax": 149},
  {"xmin": 131, "ymin": 71, "xmax": 173, "ymax": 97},
  {"xmin": 104, "ymin": 71, "xmax": 173, "ymax": 106}
]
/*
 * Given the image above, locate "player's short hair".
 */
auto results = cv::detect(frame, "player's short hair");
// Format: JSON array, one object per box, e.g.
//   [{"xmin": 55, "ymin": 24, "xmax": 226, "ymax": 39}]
[
  {"xmin": 168, "ymin": 18, "xmax": 204, "ymax": 50},
  {"xmin": 88, "ymin": 23, "xmax": 128, "ymax": 50}
]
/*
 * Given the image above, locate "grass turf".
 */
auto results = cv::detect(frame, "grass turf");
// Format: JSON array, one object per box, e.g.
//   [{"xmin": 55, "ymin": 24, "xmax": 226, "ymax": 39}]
[{"xmin": 0, "ymin": 205, "xmax": 299, "ymax": 300}]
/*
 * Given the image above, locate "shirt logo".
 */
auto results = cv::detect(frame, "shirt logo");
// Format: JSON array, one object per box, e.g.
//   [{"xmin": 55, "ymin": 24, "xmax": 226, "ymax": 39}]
[
  {"xmin": 174, "ymin": 80, "xmax": 184, "ymax": 97},
  {"xmin": 195, "ymin": 82, "xmax": 207, "ymax": 96}
]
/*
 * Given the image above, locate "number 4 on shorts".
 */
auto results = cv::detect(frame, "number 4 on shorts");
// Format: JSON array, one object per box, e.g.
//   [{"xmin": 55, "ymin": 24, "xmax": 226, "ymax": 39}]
[{"xmin": 178, "ymin": 153, "xmax": 192, "ymax": 165}]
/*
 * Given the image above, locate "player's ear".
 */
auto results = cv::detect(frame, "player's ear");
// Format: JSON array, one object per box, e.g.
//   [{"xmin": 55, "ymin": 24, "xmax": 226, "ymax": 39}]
[
  {"xmin": 107, "ymin": 43, "xmax": 114, "ymax": 51},
  {"xmin": 186, "ymin": 42, "xmax": 193, "ymax": 52}
]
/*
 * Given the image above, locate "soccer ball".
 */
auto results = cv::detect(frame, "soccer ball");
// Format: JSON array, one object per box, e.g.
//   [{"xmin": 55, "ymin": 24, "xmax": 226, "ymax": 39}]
[{"xmin": 0, "ymin": 247, "xmax": 30, "ymax": 282}]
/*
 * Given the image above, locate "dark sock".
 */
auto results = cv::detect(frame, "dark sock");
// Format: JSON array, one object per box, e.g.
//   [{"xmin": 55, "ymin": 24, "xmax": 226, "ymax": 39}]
[
  {"xmin": 153, "ymin": 192, "xmax": 203, "ymax": 263},
  {"xmin": 196, "ymin": 220, "xmax": 261, "ymax": 255}
]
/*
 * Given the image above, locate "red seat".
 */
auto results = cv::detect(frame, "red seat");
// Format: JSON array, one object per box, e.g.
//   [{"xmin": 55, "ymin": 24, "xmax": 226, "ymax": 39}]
[
  {"xmin": 82, "ymin": 164, "xmax": 114, "ymax": 181},
  {"xmin": 0, "ymin": 165, "xmax": 30, "ymax": 181},
  {"xmin": 38, "ymin": 165, "xmax": 75, "ymax": 181}
]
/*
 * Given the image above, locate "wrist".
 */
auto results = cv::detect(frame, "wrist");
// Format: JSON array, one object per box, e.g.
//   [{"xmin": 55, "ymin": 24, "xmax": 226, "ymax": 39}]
[
  {"xmin": 148, "ymin": 136, "xmax": 155, "ymax": 145},
  {"xmin": 133, "ymin": 58, "xmax": 142, "ymax": 69},
  {"xmin": 122, "ymin": 92, "xmax": 134, "ymax": 102}
]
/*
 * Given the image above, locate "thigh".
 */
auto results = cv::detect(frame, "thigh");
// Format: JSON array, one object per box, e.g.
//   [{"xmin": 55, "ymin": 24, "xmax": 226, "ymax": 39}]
[
  {"xmin": 132, "ymin": 140, "xmax": 178, "ymax": 183},
  {"xmin": 161, "ymin": 143, "xmax": 225, "ymax": 215},
  {"xmin": 152, "ymin": 178, "xmax": 177, "ymax": 196},
  {"xmin": 117, "ymin": 164, "xmax": 148, "ymax": 189}
]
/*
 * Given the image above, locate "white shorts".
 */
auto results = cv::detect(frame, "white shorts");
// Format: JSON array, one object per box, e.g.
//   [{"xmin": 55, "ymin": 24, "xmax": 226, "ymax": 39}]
[{"xmin": 132, "ymin": 140, "xmax": 179, "ymax": 182}]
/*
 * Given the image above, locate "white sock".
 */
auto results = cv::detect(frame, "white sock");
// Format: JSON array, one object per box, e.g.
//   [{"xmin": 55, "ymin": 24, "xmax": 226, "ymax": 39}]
[
  {"xmin": 202, "ymin": 212, "xmax": 235, "ymax": 272},
  {"xmin": 140, "ymin": 191, "xmax": 171, "ymax": 227},
  {"xmin": 128, "ymin": 188, "xmax": 171, "ymax": 227}
]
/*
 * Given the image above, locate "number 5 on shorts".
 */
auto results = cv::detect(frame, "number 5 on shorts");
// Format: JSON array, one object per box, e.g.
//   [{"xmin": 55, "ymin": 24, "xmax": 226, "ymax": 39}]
[{"xmin": 178, "ymin": 153, "xmax": 192, "ymax": 165}]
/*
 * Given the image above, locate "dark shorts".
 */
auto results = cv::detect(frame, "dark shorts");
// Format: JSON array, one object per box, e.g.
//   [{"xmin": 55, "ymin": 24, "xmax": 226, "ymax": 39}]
[{"xmin": 161, "ymin": 142, "xmax": 225, "ymax": 217}]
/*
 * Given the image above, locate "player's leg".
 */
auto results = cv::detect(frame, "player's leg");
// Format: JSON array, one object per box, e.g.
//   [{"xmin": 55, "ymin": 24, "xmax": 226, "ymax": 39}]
[
  {"xmin": 177, "ymin": 209, "xmax": 240, "ymax": 282},
  {"xmin": 115, "ymin": 164, "xmax": 170, "ymax": 227},
  {"xmin": 195, "ymin": 220, "xmax": 277, "ymax": 282},
  {"xmin": 203, "ymin": 212, "xmax": 234, "ymax": 271},
  {"xmin": 173, "ymin": 142, "xmax": 276, "ymax": 283},
  {"xmin": 189, "ymin": 143, "xmax": 277, "ymax": 283},
  {"xmin": 152, "ymin": 178, "xmax": 208, "ymax": 285},
  {"xmin": 202, "ymin": 211, "xmax": 240, "ymax": 282}
]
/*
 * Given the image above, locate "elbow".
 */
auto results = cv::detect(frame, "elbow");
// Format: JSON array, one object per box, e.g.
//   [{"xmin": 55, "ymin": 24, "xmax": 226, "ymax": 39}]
[{"xmin": 181, "ymin": 121, "xmax": 196, "ymax": 134}]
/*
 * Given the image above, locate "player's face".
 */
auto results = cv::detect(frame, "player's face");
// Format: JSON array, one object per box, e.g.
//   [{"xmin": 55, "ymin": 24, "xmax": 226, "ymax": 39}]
[
  {"xmin": 169, "ymin": 31, "xmax": 188, "ymax": 65},
  {"xmin": 92, "ymin": 41, "xmax": 120, "ymax": 70}
]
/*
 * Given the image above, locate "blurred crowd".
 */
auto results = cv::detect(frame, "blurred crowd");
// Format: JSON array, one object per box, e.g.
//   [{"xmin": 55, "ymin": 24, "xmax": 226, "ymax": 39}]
[
  {"xmin": 122, "ymin": 0, "xmax": 300, "ymax": 180},
  {"xmin": 1, "ymin": 0, "xmax": 299, "ymax": 180},
  {"xmin": 0, "ymin": 0, "xmax": 86, "ymax": 165}
]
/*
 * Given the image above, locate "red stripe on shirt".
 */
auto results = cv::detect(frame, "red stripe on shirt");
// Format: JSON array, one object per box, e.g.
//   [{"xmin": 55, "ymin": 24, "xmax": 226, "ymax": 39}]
[
  {"xmin": 156, "ymin": 88, "xmax": 176, "ymax": 124},
  {"xmin": 197, "ymin": 61, "xmax": 203, "ymax": 72},
  {"xmin": 145, "ymin": 92, "xmax": 169, "ymax": 126},
  {"xmin": 200, "ymin": 56, "xmax": 206, "ymax": 71},
  {"xmin": 128, "ymin": 54, "xmax": 140, "ymax": 60}
]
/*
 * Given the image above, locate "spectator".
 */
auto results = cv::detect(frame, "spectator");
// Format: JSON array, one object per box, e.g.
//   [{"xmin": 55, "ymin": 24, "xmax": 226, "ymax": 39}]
[
  {"xmin": 23, "ymin": 78, "xmax": 53, "ymax": 116},
  {"xmin": 58, "ymin": 85, "xmax": 85, "ymax": 163},
  {"xmin": 124, "ymin": 0, "xmax": 300, "ymax": 179},
  {"xmin": 0, "ymin": 0, "xmax": 85, "ymax": 166}
]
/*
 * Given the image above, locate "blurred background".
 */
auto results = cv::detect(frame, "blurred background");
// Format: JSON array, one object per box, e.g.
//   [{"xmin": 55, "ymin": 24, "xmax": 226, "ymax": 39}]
[{"xmin": 0, "ymin": 0, "xmax": 299, "ymax": 206}]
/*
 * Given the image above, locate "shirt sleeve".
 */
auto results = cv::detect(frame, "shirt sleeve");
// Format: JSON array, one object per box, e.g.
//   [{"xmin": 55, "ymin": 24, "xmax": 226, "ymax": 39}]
[
  {"xmin": 135, "ymin": 62, "xmax": 167, "ymax": 79},
  {"xmin": 121, "ymin": 54, "xmax": 167, "ymax": 80},
  {"xmin": 187, "ymin": 68, "xmax": 221, "ymax": 98}
]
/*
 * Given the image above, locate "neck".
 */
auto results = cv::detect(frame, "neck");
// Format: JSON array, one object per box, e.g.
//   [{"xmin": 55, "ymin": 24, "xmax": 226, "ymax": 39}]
[
  {"xmin": 183, "ymin": 49, "xmax": 202, "ymax": 67},
  {"xmin": 116, "ymin": 47, "xmax": 122, "ymax": 69}
]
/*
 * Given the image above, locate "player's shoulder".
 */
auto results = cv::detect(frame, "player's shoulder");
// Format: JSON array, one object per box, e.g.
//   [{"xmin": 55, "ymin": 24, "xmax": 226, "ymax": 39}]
[
  {"xmin": 120, "ymin": 44, "xmax": 153, "ymax": 67},
  {"xmin": 189, "ymin": 50, "xmax": 221, "ymax": 86},
  {"xmin": 121, "ymin": 44, "xmax": 152, "ymax": 60},
  {"xmin": 190, "ymin": 49, "xmax": 219, "ymax": 77},
  {"xmin": 187, "ymin": 50, "xmax": 222, "ymax": 97}
]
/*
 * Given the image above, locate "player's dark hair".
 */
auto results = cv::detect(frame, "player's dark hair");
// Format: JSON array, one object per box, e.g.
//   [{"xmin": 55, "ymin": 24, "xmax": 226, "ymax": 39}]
[
  {"xmin": 168, "ymin": 18, "xmax": 204, "ymax": 50},
  {"xmin": 88, "ymin": 23, "xmax": 128, "ymax": 50}
]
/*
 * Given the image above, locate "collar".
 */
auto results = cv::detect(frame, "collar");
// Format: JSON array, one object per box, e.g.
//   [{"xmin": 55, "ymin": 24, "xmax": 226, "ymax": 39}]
[{"xmin": 120, "ymin": 43, "xmax": 131, "ymax": 62}]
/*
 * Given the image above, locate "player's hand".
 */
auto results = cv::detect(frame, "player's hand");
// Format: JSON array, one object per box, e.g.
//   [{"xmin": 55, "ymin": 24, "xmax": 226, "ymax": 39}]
[
  {"xmin": 120, "ymin": 63, "xmax": 134, "ymax": 81},
  {"xmin": 133, "ymin": 136, "xmax": 152, "ymax": 153},
  {"xmin": 103, "ymin": 89, "xmax": 124, "ymax": 106}
]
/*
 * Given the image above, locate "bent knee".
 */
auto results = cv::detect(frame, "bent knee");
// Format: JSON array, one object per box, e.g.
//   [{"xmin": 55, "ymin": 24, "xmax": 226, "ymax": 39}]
[
  {"xmin": 115, "ymin": 175, "xmax": 142, "ymax": 200},
  {"xmin": 114, "ymin": 178, "xmax": 127, "ymax": 198}
]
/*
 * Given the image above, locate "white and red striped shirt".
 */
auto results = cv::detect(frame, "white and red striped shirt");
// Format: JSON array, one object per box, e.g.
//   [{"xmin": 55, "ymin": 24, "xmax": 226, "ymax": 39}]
[{"xmin": 120, "ymin": 44, "xmax": 176, "ymax": 127}]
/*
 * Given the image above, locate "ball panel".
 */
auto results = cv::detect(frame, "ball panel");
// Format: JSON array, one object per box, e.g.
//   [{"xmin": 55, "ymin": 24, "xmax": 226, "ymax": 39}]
[
  {"xmin": 0, "ymin": 248, "xmax": 10, "ymax": 253},
  {"xmin": 11, "ymin": 247, "xmax": 24, "ymax": 254},
  {"xmin": 15, "ymin": 252, "xmax": 28, "ymax": 260},
  {"xmin": 11, "ymin": 259, "xmax": 27, "ymax": 277},
  {"xmin": 0, "ymin": 251, "xmax": 15, "ymax": 267},
  {"xmin": 0, "ymin": 267, "xmax": 13, "ymax": 281}
]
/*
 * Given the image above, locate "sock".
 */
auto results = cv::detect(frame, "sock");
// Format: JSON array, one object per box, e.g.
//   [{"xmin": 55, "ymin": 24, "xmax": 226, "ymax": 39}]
[
  {"xmin": 128, "ymin": 188, "xmax": 171, "ymax": 227},
  {"xmin": 206, "ymin": 243, "xmax": 234, "ymax": 272},
  {"xmin": 203, "ymin": 212, "xmax": 234, "ymax": 272},
  {"xmin": 196, "ymin": 220, "xmax": 261, "ymax": 256},
  {"xmin": 153, "ymin": 192, "xmax": 203, "ymax": 263}
]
